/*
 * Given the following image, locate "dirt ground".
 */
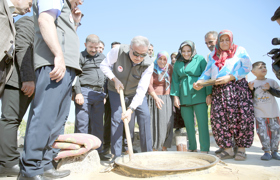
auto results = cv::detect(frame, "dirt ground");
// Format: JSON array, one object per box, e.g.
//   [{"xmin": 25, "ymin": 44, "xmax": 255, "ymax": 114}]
[
  {"xmin": 2, "ymin": 130, "xmax": 280, "ymax": 180},
  {"xmin": 66, "ymin": 130, "xmax": 280, "ymax": 180}
]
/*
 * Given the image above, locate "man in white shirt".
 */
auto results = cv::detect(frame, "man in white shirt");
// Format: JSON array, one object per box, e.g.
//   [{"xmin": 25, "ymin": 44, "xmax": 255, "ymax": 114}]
[
  {"xmin": 100, "ymin": 36, "xmax": 153, "ymax": 159},
  {"xmin": 204, "ymin": 31, "xmax": 218, "ymax": 62}
]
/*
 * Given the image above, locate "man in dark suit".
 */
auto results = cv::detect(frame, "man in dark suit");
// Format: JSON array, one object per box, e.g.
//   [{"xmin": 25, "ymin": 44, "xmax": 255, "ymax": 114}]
[
  {"xmin": 0, "ymin": 0, "xmax": 32, "ymax": 97},
  {"xmin": 0, "ymin": 16, "xmax": 35, "ymax": 178},
  {"xmin": 0, "ymin": 0, "xmax": 32, "ymax": 177}
]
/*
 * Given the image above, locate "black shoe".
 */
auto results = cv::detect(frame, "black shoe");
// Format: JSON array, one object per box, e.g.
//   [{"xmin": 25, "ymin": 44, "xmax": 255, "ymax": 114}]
[
  {"xmin": 17, "ymin": 174, "xmax": 51, "ymax": 180},
  {"xmin": 99, "ymin": 153, "xmax": 111, "ymax": 161},
  {"xmin": 99, "ymin": 147, "xmax": 110, "ymax": 155},
  {"xmin": 0, "ymin": 164, "xmax": 20, "ymax": 177},
  {"xmin": 43, "ymin": 168, "xmax": 70, "ymax": 179},
  {"xmin": 215, "ymin": 147, "xmax": 224, "ymax": 154}
]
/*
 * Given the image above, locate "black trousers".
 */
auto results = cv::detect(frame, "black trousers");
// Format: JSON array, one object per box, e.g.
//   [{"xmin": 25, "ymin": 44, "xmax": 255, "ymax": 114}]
[
  {"xmin": 0, "ymin": 85, "xmax": 33, "ymax": 168},
  {"xmin": 103, "ymin": 96, "xmax": 111, "ymax": 149}
]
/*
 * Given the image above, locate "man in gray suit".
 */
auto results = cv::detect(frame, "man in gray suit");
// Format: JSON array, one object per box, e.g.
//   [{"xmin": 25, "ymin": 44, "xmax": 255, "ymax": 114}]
[
  {"xmin": 0, "ymin": 0, "xmax": 32, "ymax": 97},
  {"xmin": 0, "ymin": 16, "xmax": 35, "ymax": 178},
  {"xmin": 0, "ymin": 0, "xmax": 32, "ymax": 177}
]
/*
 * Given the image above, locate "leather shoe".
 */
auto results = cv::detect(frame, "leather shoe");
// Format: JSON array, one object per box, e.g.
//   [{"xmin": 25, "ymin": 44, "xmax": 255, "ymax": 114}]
[
  {"xmin": 17, "ymin": 174, "xmax": 51, "ymax": 180},
  {"xmin": 99, "ymin": 153, "xmax": 111, "ymax": 161},
  {"xmin": 43, "ymin": 168, "xmax": 70, "ymax": 179},
  {"xmin": 0, "ymin": 164, "xmax": 20, "ymax": 177},
  {"xmin": 99, "ymin": 147, "xmax": 110, "ymax": 155}
]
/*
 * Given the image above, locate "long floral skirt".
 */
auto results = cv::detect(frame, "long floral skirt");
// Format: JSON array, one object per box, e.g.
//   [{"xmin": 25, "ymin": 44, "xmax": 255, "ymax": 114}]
[{"xmin": 211, "ymin": 78, "xmax": 254, "ymax": 148}]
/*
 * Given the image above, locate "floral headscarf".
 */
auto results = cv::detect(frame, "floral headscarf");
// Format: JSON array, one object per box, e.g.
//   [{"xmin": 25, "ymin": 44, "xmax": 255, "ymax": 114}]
[
  {"xmin": 176, "ymin": 40, "xmax": 197, "ymax": 63},
  {"xmin": 213, "ymin": 30, "xmax": 238, "ymax": 70},
  {"xmin": 154, "ymin": 51, "xmax": 170, "ymax": 90}
]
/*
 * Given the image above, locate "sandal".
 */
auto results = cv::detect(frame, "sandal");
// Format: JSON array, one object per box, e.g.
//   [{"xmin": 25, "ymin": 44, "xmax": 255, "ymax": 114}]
[
  {"xmin": 216, "ymin": 150, "xmax": 234, "ymax": 160},
  {"xmin": 234, "ymin": 151, "xmax": 247, "ymax": 161}
]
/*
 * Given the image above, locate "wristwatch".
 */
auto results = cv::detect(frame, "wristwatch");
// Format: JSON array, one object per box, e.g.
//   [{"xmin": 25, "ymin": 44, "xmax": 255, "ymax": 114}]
[
  {"xmin": 74, "ymin": 22, "xmax": 81, "ymax": 27},
  {"xmin": 128, "ymin": 106, "xmax": 135, "ymax": 113}
]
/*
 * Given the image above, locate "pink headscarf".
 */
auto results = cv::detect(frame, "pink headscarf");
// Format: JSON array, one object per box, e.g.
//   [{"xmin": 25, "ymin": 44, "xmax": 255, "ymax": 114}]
[{"xmin": 213, "ymin": 30, "xmax": 238, "ymax": 70}]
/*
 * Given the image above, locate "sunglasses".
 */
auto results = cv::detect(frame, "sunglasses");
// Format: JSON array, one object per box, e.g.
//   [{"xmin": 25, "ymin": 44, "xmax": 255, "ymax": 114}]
[{"xmin": 130, "ymin": 47, "xmax": 147, "ymax": 58}]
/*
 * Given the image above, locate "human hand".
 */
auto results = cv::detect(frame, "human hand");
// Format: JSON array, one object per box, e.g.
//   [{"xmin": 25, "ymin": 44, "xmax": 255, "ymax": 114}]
[
  {"xmin": 174, "ymin": 96, "xmax": 180, "ymax": 109},
  {"xmin": 215, "ymin": 75, "xmax": 234, "ymax": 85},
  {"xmin": 113, "ymin": 77, "xmax": 124, "ymax": 93},
  {"xmin": 206, "ymin": 95, "xmax": 212, "ymax": 105},
  {"xmin": 263, "ymin": 83, "xmax": 270, "ymax": 91},
  {"xmin": 49, "ymin": 55, "xmax": 66, "ymax": 82},
  {"xmin": 155, "ymin": 97, "xmax": 164, "ymax": 110},
  {"xmin": 75, "ymin": 93, "xmax": 84, "ymax": 105},
  {"xmin": 121, "ymin": 109, "xmax": 133, "ymax": 122},
  {"xmin": 71, "ymin": 7, "xmax": 82, "ymax": 24},
  {"xmin": 21, "ymin": 81, "xmax": 35, "ymax": 97},
  {"xmin": 193, "ymin": 80, "xmax": 204, "ymax": 91},
  {"xmin": 248, "ymin": 82, "xmax": 254, "ymax": 90},
  {"xmin": 104, "ymin": 98, "xmax": 106, "ymax": 104}
]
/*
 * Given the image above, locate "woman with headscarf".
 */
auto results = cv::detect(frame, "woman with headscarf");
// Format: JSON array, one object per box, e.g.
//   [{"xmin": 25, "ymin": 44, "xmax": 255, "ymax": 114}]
[
  {"xmin": 193, "ymin": 30, "xmax": 254, "ymax": 161},
  {"xmin": 171, "ymin": 41, "xmax": 211, "ymax": 153},
  {"xmin": 148, "ymin": 51, "xmax": 174, "ymax": 151}
]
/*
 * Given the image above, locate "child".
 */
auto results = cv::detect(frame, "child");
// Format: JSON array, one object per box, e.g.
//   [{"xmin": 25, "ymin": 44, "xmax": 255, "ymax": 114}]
[{"xmin": 249, "ymin": 61, "xmax": 280, "ymax": 160}]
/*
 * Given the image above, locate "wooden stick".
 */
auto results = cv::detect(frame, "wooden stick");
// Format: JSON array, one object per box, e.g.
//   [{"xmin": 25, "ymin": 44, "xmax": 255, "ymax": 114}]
[{"xmin": 119, "ymin": 88, "xmax": 134, "ymax": 161}]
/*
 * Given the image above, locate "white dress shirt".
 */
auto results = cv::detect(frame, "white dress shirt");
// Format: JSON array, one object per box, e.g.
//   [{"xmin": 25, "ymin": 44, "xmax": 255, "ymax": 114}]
[
  {"xmin": 100, "ymin": 46, "xmax": 154, "ymax": 109},
  {"xmin": 6, "ymin": 0, "xmax": 15, "ymax": 15}
]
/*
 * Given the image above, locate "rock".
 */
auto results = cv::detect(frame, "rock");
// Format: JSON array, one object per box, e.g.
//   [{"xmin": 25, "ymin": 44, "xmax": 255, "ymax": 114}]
[{"xmin": 57, "ymin": 149, "xmax": 101, "ymax": 173}]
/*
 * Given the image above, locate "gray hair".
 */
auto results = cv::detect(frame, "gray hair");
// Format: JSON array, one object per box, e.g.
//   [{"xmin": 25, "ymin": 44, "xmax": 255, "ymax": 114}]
[
  {"xmin": 130, "ymin": 36, "xmax": 150, "ymax": 47},
  {"xmin": 205, "ymin": 31, "xmax": 218, "ymax": 40},
  {"xmin": 86, "ymin": 34, "xmax": 99, "ymax": 44}
]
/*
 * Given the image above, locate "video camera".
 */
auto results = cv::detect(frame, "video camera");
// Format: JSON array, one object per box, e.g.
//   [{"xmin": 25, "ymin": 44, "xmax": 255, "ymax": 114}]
[{"xmin": 268, "ymin": 38, "xmax": 280, "ymax": 80}]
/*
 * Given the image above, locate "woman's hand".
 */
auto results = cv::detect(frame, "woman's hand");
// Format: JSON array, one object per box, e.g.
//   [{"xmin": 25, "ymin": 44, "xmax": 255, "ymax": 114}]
[
  {"xmin": 248, "ymin": 82, "xmax": 254, "ymax": 90},
  {"xmin": 174, "ymin": 96, "xmax": 180, "ymax": 109},
  {"xmin": 206, "ymin": 95, "xmax": 212, "ymax": 105},
  {"xmin": 155, "ymin": 97, "xmax": 164, "ymax": 110},
  {"xmin": 193, "ymin": 80, "xmax": 204, "ymax": 91},
  {"xmin": 215, "ymin": 75, "xmax": 235, "ymax": 85}
]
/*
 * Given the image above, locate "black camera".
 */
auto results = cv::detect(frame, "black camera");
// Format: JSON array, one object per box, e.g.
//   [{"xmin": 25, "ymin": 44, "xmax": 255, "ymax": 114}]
[{"xmin": 268, "ymin": 38, "xmax": 280, "ymax": 80}]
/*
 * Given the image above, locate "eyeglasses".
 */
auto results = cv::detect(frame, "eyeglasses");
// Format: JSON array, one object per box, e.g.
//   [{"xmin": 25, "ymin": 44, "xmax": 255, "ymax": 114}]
[{"xmin": 130, "ymin": 47, "xmax": 147, "ymax": 58}]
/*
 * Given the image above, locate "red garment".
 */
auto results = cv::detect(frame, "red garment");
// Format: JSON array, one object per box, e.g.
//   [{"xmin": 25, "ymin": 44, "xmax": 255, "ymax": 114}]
[
  {"xmin": 213, "ymin": 30, "xmax": 238, "ymax": 70},
  {"xmin": 148, "ymin": 64, "xmax": 173, "ymax": 95}
]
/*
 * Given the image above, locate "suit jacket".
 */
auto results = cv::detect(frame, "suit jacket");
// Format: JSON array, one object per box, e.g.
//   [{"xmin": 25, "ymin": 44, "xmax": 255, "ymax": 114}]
[
  {"xmin": 170, "ymin": 54, "xmax": 212, "ymax": 106},
  {"xmin": 0, "ymin": 0, "xmax": 15, "ymax": 95},
  {"xmin": 7, "ymin": 16, "xmax": 35, "ymax": 89}
]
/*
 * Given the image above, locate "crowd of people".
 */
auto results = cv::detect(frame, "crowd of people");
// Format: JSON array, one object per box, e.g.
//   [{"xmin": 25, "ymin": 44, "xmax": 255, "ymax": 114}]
[{"xmin": 0, "ymin": 0, "xmax": 280, "ymax": 179}]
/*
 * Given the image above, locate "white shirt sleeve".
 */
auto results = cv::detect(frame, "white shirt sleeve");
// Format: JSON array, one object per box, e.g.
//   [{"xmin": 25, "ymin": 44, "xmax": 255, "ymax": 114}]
[
  {"xmin": 38, "ymin": 0, "xmax": 64, "ymax": 18},
  {"xmin": 129, "ymin": 63, "xmax": 154, "ymax": 109},
  {"xmin": 100, "ymin": 46, "xmax": 120, "ymax": 80}
]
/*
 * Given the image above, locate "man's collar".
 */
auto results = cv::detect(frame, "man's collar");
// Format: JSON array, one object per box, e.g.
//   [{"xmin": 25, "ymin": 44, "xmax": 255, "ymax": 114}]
[{"xmin": 6, "ymin": 0, "xmax": 15, "ymax": 15}]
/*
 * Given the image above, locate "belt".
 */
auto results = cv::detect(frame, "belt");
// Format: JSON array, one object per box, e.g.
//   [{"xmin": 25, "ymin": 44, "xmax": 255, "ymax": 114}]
[{"xmin": 82, "ymin": 85, "xmax": 103, "ymax": 92}]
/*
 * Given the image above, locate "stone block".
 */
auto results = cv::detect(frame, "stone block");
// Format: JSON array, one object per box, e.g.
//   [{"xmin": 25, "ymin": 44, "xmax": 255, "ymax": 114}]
[{"xmin": 57, "ymin": 149, "xmax": 101, "ymax": 173}]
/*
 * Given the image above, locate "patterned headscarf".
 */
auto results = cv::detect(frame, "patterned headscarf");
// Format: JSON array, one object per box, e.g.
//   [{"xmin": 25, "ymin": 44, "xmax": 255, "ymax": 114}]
[
  {"xmin": 213, "ymin": 30, "xmax": 238, "ymax": 70},
  {"xmin": 176, "ymin": 40, "xmax": 197, "ymax": 63},
  {"xmin": 154, "ymin": 51, "xmax": 170, "ymax": 90}
]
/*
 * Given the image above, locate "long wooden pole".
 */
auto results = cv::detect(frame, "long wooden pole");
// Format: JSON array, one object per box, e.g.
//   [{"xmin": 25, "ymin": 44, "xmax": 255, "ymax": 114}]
[{"xmin": 119, "ymin": 88, "xmax": 134, "ymax": 161}]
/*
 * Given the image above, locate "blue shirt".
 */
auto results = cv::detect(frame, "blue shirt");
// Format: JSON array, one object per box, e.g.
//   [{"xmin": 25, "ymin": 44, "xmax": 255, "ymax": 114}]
[{"xmin": 198, "ymin": 46, "xmax": 252, "ymax": 81}]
